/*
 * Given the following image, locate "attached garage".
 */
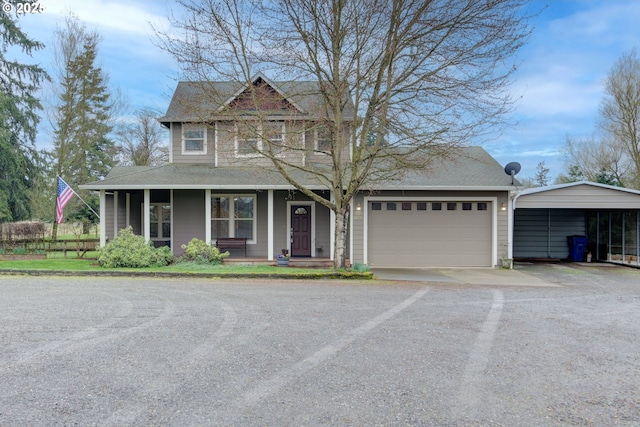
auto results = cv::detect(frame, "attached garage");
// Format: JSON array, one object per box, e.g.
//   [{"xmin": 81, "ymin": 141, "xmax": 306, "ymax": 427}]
[{"xmin": 365, "ymin": 199, "xmax": 495, "ymax": 267}]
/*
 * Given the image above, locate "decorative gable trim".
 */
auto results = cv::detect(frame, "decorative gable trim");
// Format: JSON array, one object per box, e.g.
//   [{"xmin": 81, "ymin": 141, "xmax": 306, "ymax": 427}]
[{"xmin": 216, "ymin": 72, "xmax": 307, "ymax": 114}]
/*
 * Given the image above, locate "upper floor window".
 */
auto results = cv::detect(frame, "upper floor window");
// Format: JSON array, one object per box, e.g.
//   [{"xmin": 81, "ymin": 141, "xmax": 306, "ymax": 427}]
[
  {"xmin": 264, "ymin": 122, "xmax": 285, "ymax": 155},
  {"xmin": 314, "ymin": 125, "xmax": 332, "ymax": 153},
  {"xmin": 182, "ymin": 124, "xmax": 206, "ymax": 155},
  {"xmin": 236, "ymin": 122, "xmax": 260, "ymax": 156},
  {"xmin": 236, "ymin": 122, "xmax": 285, "ymax": 157}
]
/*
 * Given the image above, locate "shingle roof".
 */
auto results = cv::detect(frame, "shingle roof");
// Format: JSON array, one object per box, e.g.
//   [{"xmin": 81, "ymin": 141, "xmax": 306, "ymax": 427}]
[
  {"xmin": 80, "ymin": 146, "xmax": 516, "ymax": 191},
  {"xmin": 159, "ymin": 74, "xmax": 355, "ymax": 125},
  {"xmin": 366, "ymin": 146, "xmax": 518, "ymax": 189}
]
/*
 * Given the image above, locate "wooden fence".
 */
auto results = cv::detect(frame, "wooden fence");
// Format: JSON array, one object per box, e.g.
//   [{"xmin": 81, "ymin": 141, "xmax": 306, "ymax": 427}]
[{"xmin": 0, "ymin": 238, "xmax": 100, "ymax": 258}]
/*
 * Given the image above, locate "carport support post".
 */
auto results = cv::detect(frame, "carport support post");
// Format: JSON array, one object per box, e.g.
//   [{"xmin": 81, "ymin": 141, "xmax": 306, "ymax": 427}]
[
  {"xmin": 622, "ymin": 212, "xmax": 626, "ymax": 262},
  {"xmin": 547, "ymin": 209, "xmax": 551, "ymax": 258},
  {"xmin": 609, "ymin": 212, "xmax": 612, "ymax": 261},
  {"xmin": 507, "ymin": 193, "xmax": 515, "ymax": 263},
  {"xmin": 596, "ymin": 212, "xmax": 600, "ymax": 260}
]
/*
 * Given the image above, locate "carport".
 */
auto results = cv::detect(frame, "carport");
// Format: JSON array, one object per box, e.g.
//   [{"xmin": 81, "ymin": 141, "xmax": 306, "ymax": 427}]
[{"xmin": 513, "ymin": 181, "xmax": 640, "ymax": 265}]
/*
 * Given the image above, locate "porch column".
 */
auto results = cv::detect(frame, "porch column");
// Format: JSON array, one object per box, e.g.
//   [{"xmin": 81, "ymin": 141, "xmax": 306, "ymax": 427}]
[
  {"xmin": 113, "ymin": 191, "xmax": 118, "ymax": 236},
  {"xmin": 205, "ymin": 189, "xmax": 211, "ymax": 244},
  {"xmin": 144, "ymin": 189, "xmax": 151, "ymax": 242},
  {"xmin": 268, "ymin": 189, "xmax": 274, "ymax": 260},
  {"xmin": 99, "ymin": 190, "xmax": 106, "ymax": 248}
]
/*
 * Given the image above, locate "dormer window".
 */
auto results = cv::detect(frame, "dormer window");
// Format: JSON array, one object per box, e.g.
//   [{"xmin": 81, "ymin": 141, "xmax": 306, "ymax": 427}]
[{"xmin": 182, "ymin": 124, "xmax": 206, "ymax": 154}]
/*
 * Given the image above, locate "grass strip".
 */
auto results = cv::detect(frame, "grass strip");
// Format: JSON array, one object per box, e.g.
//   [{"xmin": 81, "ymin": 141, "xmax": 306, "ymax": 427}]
[{"xmin": 0, "ymin": 258, "xmax": 373, "ymax": 279}]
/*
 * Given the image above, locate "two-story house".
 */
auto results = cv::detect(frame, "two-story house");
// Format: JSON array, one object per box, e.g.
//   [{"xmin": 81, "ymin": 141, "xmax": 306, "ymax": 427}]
[{"xmin": 81, "ymin": 74, "xmax": 517, "ymax": 267}]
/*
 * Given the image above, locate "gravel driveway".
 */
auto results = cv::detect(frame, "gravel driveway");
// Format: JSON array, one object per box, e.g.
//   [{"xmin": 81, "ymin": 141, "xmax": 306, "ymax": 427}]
[{"xmin": 0, "ymin": 263, "xmax": 639, "ymax": 426}]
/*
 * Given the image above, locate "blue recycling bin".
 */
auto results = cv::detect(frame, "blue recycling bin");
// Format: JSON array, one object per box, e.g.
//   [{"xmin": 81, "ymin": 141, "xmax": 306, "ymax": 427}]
[{"xmin": 567, "ymin": 235, "xmax": 588, "ymax": 262}]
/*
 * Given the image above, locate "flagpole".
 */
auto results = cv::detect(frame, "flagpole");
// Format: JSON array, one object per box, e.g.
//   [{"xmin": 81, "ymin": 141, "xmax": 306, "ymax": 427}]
[{"xmin": 58, "ymin": 176, "xmax": 100, "ymax": 220}]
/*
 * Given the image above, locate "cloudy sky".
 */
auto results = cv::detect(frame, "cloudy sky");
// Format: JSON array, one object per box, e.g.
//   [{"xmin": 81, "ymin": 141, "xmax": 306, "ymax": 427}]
[{"xmin": 10, "ymin": 0, "xmax": 640, "ymax": 182}]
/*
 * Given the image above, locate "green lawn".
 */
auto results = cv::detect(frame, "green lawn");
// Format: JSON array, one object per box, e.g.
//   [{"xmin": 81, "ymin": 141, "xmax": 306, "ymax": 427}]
[{"xmin": 0, "ymin": 257, "xmax": 340, "ymax": 275}]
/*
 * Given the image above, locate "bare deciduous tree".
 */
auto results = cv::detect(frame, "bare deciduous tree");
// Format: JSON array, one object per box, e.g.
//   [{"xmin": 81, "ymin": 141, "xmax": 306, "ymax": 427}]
[
  {"xmin": 117, "ymin": 108, "xmax": 169, "ymax": 166},
  {"xmin": 156, "ymin": 0, "xmax": 532, "ymax": 268},
  {"xmin": 561, "ymin": 135, "xmax": 629, "ymax": 185},
  {"xmin": 600, "ymin": 49, "xmax": 640, "ymax": 189}
]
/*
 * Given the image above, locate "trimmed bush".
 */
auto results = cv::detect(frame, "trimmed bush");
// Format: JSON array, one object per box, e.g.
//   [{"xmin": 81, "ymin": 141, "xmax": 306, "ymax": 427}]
[
  {"xmin": 351, "ymin": 263, "xmax": 370, "ymax": 273},
  {"xmin": 180, "ymin": 238, "xmax": 229, "ymax": 265},
  {"xmin": 98, "ymin": 227, "xmax": 173, "ymax": 268}
]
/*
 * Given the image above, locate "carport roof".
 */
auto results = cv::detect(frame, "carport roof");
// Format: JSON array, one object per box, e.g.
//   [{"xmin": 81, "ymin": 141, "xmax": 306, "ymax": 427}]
[{"xmin": 514, "ymin": 181, "xmax": 640, "ymax": 209}]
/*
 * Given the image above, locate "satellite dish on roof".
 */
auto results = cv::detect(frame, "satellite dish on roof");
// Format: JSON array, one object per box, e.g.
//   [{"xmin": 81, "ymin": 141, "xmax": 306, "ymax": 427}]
[
  {"xmin": 504, "ymin": 162, "xmax": 521, "ymax": 176},
  {"xmin": 504, "ymin": 162, "xmax": 521, "ymax": 184}
]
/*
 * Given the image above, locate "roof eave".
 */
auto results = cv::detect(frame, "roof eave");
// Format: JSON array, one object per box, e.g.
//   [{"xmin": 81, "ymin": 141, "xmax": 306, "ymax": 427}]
[{"xmin": 359, "ymin": 185, "xmax": 517, "ymax": 192}]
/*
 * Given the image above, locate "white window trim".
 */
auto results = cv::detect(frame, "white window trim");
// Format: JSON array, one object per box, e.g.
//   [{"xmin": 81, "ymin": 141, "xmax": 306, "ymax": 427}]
[
  {"xmin": 266, "ymin": 121, "xmax": 286, "ymax": 157},
  {"xmin": 234, "ymin": 123, "xmax": 262, "ymax": 157},
  {"xmin": 149, "ymin": 203, "xmax": 171, "ymax": 242},
  {"xmin": 182, "ymin": 123, "xmax": 207, "ymax": 155},
  {"xmin": 313, "ymin": 126, "xmax": 332, "ymax": 154},
  {"xmin": 234, "ymin": 122, "xmax": 286, "ymax": 157},
  {"xmin": 211, "ymin": 193, "xmax": 257, "ymax": 244}
]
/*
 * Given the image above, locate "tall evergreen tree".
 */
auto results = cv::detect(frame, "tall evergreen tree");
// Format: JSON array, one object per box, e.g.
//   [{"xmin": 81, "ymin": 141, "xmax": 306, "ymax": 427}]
[
  {"xmin": 534, "ymin": 161, "xmax": 550, "ymax": 187},
  {"xmin": 0, "ymin": 7, "xmax": 48, "ymax": 221},
  {"xmin": 50, "ymin": 16, "xmax": 116, "ymax": 235}
]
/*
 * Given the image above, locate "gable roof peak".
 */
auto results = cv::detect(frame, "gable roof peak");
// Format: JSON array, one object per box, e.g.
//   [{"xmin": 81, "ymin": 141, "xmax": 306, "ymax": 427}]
[{"xmin": 216, "ymin": 72, "xmax": 306, "ymax": 114}]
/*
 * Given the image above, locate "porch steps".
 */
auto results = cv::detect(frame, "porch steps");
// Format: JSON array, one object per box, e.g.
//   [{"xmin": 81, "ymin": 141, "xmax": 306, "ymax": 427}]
[{"xmin": 223, "ymin": 257, "xmax": 336, "ymax": 268}]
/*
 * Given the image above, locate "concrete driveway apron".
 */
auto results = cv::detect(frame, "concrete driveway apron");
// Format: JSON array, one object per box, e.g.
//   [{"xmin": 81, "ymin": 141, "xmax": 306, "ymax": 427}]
[{"xmin": 371, "ymin": 267, "xmax": 558, "ymax": 287}]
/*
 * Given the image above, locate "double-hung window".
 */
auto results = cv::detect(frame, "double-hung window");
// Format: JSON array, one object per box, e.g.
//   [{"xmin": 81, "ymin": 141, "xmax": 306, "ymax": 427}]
[
  {"xmin": 314, "ymin": 125, "xmax": 332, "ymax": 153},
  {"xmin": 236, "ymin": 123, "xmax": 260, "ymax": 156},
  {"xmin": 264, "ymin": 121, "xmax": 285, "ymax": 155},
  {"xmin": 236, "ymin": 122, "xmax": 285, "ymax": 156},
  {"xmin": 182, "ymin": 124, "xmax": 206, "ymax": 154},
  {"xmin": 211, "ymin": 195, "xmax": 256, "ymax": 242},
  {"xmin": 149, "ymin": 204, "xmax": 171, "ymax": 245}
]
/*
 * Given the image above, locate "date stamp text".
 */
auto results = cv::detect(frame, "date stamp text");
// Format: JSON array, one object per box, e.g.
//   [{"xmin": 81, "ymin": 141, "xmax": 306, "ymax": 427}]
[{"xmin": 2, "ymin": 1, "xmax": 46, "ymax": 14}]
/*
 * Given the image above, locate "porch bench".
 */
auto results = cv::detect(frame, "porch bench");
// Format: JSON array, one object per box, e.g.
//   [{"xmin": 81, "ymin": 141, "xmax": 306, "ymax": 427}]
[{"xmin": 216, "ymin": 237, "xmax": 247, "ymax": 256}]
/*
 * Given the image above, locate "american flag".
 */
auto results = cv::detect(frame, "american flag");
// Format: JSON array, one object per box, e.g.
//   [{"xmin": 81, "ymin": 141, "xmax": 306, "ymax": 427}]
[{"xmin": 56, "ymin": 177, "xmax": 76, "ymax": 224}]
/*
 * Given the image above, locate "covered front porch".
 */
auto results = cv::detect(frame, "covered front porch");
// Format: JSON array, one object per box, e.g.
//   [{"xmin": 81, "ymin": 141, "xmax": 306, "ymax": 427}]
[{"xmin": 95, "ymin": 187, "xmax": 346, "ymax": 262}]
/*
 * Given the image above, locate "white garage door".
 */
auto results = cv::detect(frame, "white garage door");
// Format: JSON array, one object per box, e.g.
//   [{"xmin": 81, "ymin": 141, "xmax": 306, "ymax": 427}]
[{"xmin": 367, "ymin": 201, "xmax": 493, "ymax": 267}]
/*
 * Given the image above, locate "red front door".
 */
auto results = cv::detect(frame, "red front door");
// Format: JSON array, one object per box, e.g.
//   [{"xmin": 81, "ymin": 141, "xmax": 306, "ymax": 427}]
[{"xmin": 291, "ymin": 205, "xmax": 311, "ymax": 257}]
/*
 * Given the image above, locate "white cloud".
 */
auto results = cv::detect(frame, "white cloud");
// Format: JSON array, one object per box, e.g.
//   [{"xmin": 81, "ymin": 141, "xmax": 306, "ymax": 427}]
[{"xmin": 42, "ymin": 0, "xmax": 170, "ymax": 37}]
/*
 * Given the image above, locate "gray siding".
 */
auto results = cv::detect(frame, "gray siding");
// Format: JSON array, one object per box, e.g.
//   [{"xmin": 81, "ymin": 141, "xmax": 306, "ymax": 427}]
[
  {"xmin": 351, "ymin": 193, "xmax": 365, "ymax": 264},
  {"xmin": 252, "ymin": 192, "xmax": 268, "ymax": 257},
  {"xmin": 173, "ymin": 190, "xmax": 206, "ymax": 256},
  {"xmin": 514, "ymin": 209, "xmax": 586, "ymax": 259},
  {"xmin": 273, "ymin": 192, "xmax": 289, "ymax": 255},
  {"xmin": 272, "ymin": 190, "xmax": 332, "ymax": 257},
  {"xmin": 116, "ymin": 192, "xmax": 126, "ymax": 235},
  {"xmin": 105, "ymin": 194, "xmax": 114, "ymax": 241},
  {"xmin": 171, "ymin": 123, "xmax": 217, "ymax": 164},
  {"xmin": 129, "ymin": 191, "xmax": 143, "ymax": 235}
]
